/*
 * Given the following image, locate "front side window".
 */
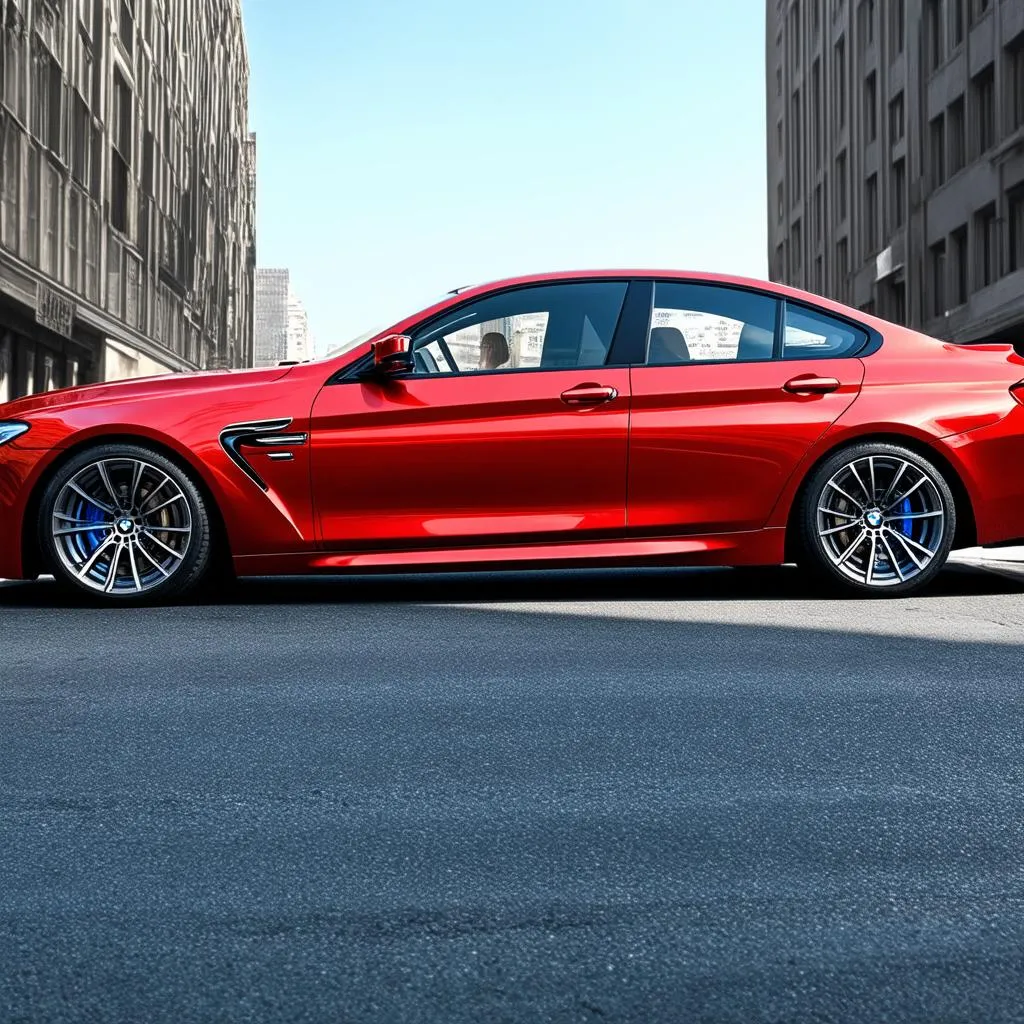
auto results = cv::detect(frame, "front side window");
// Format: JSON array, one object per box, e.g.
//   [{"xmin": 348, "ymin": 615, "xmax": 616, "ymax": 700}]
[
  {"xmin": 783, "ymin": 303, "xmax": 867, "ymax": 358},
  {"xmin": 646, "ymin": 283, "xmax": 778, "ymax": 365},
  {"xmin": 410, "ymin": 281, "xmax": 627, "ymax": 375}
]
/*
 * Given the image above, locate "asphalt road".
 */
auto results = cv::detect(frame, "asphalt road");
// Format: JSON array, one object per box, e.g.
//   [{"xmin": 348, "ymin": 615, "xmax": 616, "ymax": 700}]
[{"xmin": 3, "ymin": 563, "xmax": 1024, "ymax": 1024}]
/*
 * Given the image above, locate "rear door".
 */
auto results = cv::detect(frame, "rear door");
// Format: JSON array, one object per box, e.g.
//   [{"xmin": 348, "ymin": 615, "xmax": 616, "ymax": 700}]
[{"xmin": 627, "ymin": 281, "xmax": 866, "ymax": 534}]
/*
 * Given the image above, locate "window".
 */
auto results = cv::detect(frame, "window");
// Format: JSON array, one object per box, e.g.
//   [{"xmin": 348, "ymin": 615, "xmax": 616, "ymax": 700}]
[
  {"xmin": 837, "ymin": 237, "xmax": 850, "ymax": 302},
  {"xmin": 71, "ymin": 91, "xmax": 90, "ymax": 186},
  {"xmin": 119, "ymin": 0, "xmax": 135, "ymax": 57},
  {"xmin": 40, "ymin": 162, "xmax": 59, "ymax": 278},
  {"xmin": 865, "ymin": 174, "xmax": 878, "ymax": 252},
  {"xmin": 930, "ymin": 115, "xmax": 946, "ymax": 188},
  {"xmin": 410, "ymin": 282, "xmax": 628, "ymax": 375},
  {"xmin": 892, "ymin": 158, "xmax": 906, "ymax": 228},
  {"xmin": 927, "ymin": 0, "xmax": 945, "ymax": 70},
  {"xmin": 0, "ymin": 125, "xmax": 19, "ymax": 252},
  {"xmin": 110, "ymin": 71, "xmax": 132, "ymax": 234},
  {"xmin": 972, "ymin": 64, "xmax": 995, "ymax": 155},
  {"xmin": 930, "ymin": 240, "xmax": 947, "ymax": 316},
  {"xmin": 1009, "ymin": 186, "xmax": 1024, "ymax": 273},
  {"xmin": 68, "ymin": 187, "xmax": 80, "ymax": 293},
  {"xmin": 777, "ymin": 181, "xmax": 784, "ymax": 221},
  {"xmin": 792, "ymin": 218, "xmax": 803, "ymax": 279},
  {"xmin": 812, "ymin": 59, "xmax": 822, "ymax": 161},
  {"xmin": 791, "ymin": 89, "xmax": 802, "ymax": 199},
  {"xmin": 26, "ymin": 142, "xmax": 38, "ymax": 266},
  {"xmin": 834, "ymin": 37, "xmax": 846, "ymax": 127},
  {"xmin": 952, "ymin": 225, "xmax": 969, "ymax": 304},
  {"xmin": 2, "ymin": 23, "xmax": 25, "ymax": 120},
  {"xmin": 790, "ymin": 1, "xmax": 801, "ymax": 69},
  {"xmin": 970, "ymin": 0, "xmax": 990, "ymax": 25},
  {"xmin": 646, "ymin": 283, "xmax": 777, "ymax": 365},
  {"xmin": 889, "ymin": 91, "xmax": 905, "ymax": 145},
  {"xmin": 976, "ymin": 203, "xmax": 998, "ymax": 287},
  {"xmin": 948, "ymin": 96, "xmax": 966, "ymax": 173},
  {"xmin": 889, "ymin": 0, "xmax": 905, "ymax": 59},
  {"xmin": 864, "ymin": 72, "xmax": 877, "ymax": 142},
  {"xmin": 1008, "ymin": 33, "xmax": 1024, "ymax": 133},
  {"xmin": 815, "ymin": 255, "xmax": 824, "ymax": 293},
  {"xmin": 951, "ymin": 0, "xmax": 964, "ymax": 48},
  {"xmin": 857, "ymin": 0, "xmax": 875, "ymax": 49},
  {"xmin": 783, "ymin": 303, "xmax": 867, "ymax": 359},
  {"xmin": 836, "ymin": 149, "xmax": 848, "ymax": 221},
  {"xmin": 885, "ymin": 279, "xmax": 906, "ymax": 324},
  {"xmin": 814, "ymin": 184, "xmax": 823, "ymax": 241}
]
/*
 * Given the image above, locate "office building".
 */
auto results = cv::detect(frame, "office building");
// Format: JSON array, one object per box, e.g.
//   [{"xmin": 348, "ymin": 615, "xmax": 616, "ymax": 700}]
[{"xmin": 766, "ymin": 0, "xmax": 1024, "ymax": 342}]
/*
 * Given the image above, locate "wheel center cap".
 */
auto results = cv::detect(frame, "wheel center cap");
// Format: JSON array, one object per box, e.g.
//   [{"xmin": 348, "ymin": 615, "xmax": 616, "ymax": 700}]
[
  {"xmin": 116, "ymin": 517, "xmax": 135, "ymax": 535},
  {"xmin": 865, "ymin": 509, "xmax": 883, "ymax": 529}
]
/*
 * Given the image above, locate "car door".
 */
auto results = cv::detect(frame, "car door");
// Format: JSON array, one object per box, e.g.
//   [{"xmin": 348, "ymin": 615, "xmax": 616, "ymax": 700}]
[
  {"xmin": 627, "ymin": 281, "xmax": 867, "ymax": 534},
  {"xmin": 310, "ymin": 279, "xmax": 641, "ymax": 550}
]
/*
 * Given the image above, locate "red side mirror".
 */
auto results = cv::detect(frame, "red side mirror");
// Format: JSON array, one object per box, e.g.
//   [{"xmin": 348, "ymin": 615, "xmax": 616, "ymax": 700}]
[{"xmin": 371, "ymin": 334, "xmax": 414, "ymax": 376}]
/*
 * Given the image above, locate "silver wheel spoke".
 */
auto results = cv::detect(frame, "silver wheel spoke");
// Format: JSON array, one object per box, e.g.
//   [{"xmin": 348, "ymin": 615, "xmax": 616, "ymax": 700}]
[
  {"xmin": 143, "ymin": 493, "xmax": 186, "ymax": 517},
  {"xmin": 143, "ymin": 530, "xmax": 185, "ymax": 560},
  {"xmin": 891, "ymin": 530, "xmax": 936, "ymax": 560},
  {"xmin": 127, "ymin": 542, "xmax": 143, "ymax": 592},
  {"xmin": 868, "ymin": 456, "xmax": 877, "ymax": 502},
  {"xmin": 837, "ymin": 529, "xmax": 868, "ymax": 566},
  {"xmin": 104, "ymin": 542, "xmax": 123, "ymax": 593},
  {"xmin": 885, "ymin": 527, "xmax": 925, "ymax": 570},
  {"xmin": 144, "ymin": 526, "xmax": 191, "ymax": 533},
  {"xmin": 139, "ymin": 474, "xmax": 172, "ymax": 511},
  {"xmin": 884, "ymin": 474, "xmax": 927, "ymax": 511},
  {"xmin": 821, "ymin": 522, "xmax": 857, "ymax": 536},
  {"xmin": 77, "ymin": 534, "xmax": 117, "ymax": 580},
  {"xmin": 825, "ymin": 480, "xmax": 864, "ymax": 509},
  {"xmin": 135, "ymin": 542, "xmax": 171, "ymax": 578},
  {"xmin": 884, "ymin": 510, "xmax": 942, "ymax": 521},
  {"xmin": 880, "ymin": 532, "xmax": 906, "ymax": 582},
  {"xmin": 96, "ymin": 461, "xmax": 120, "ymax": 507},
  {"xmin": 880, "ymin": 460, "xmax": 909, "ymax": 507},
  {"xmin": 818, "ymin": 507, "xmax": 860, "ymax": 520},
  {"xmin": 129, "ymin": 460, "xmax": 145, "ymax": 507},
  {"xmin": 67, "ymin": 481, "xmax": 116, "ymax": 515},
  {"xmin": 848, "ymin": 462, "xmax": 872, "ymax": 504},
  {"xmin": 53, "ymin": 524, "xmax": 115, "ymax": 537},
  {"xmin": 865, "ymin": 534, "xmax": 877, "ymax": 584}
]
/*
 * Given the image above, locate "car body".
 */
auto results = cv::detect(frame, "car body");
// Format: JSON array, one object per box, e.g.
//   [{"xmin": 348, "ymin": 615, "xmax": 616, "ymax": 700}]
[{"xmin": 2, "ymin": 269, "xmax": 1024, "ymax": 601}]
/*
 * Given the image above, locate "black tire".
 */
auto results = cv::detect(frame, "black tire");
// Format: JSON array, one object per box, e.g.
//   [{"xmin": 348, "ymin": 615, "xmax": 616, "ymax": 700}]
[
  {"xmin": 38, "ymin": 443, "xmax": 214, "ymax": 605},
  {"xmin": 795, "ymin": 441, "xmax": 957, "ymax": 597}
]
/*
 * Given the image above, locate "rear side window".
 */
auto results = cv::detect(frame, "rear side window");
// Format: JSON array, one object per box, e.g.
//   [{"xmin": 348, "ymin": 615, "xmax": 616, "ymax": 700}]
[
  {"xmin": 647, "ymin": 283, "xmax": 778, "ymax": 365},
  {"xmin": 783, "ymin": 303, "xmax": 867, "ymax": 359}
]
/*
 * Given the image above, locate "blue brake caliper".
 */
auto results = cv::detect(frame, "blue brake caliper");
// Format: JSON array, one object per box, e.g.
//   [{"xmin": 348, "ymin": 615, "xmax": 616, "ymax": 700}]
[
  {"xmin": 894, "ymin": 497, "xmax": 913, "ymax": 538},
  {"xmin": 73, "ymin": 495, "xmax": 107, "ymax": 559}
]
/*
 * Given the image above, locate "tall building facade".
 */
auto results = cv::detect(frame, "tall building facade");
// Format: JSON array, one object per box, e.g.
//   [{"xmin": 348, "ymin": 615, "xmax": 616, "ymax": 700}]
[
  {"xmin": 0, "ymin": 0, "xmax": 256, "ymax": 406},
  {"xmin": 254, "ymin": 267, "xmax": 287, "ymax": 366},
  {"xmin": 766, "ymin": 0, "xmax": 1024, "ymax": 343},
  {"xmin": 286, "ymin": 287, "xmax": 312, "ymax": 362}
]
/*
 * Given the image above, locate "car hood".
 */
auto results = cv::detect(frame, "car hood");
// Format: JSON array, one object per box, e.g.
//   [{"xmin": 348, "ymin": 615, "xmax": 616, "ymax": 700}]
[{"xmin": 0, "ymin": 365, "xmax": 295, "ymax": 418}]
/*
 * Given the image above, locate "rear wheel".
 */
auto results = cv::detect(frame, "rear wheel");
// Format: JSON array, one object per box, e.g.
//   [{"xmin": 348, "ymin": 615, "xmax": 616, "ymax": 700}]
[
  {"xmin": 796, "ymin": 442, "xmax": 957, "ymax": 596},
  {"xmin": 38, "ymin": 443, "xmax": 213, "ymax": 604}
]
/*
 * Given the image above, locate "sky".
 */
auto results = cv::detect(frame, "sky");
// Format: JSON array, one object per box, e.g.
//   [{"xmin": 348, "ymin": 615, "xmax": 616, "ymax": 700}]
[{"xmin": 242, "ymin": 0, "xmax": 769, "ymax": 353}]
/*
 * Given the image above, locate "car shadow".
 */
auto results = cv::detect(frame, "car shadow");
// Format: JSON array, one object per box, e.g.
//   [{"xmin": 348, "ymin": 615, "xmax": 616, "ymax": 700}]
[{"xmin": 1, "ymin": 561, "xmax": 1022, "ymax": 609}]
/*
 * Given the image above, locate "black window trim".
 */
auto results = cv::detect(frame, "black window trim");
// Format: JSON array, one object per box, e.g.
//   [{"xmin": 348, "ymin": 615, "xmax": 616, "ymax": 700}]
[{"xmin": 330, "ymin": 276, "xmax": 637, "ymax": 384}]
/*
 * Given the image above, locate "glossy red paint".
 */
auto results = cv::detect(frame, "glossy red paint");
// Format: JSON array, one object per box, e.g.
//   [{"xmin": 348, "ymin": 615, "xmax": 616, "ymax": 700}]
[{"xmin": 3, "ymin": 269, "xmax": 1024, "ymax": 584}]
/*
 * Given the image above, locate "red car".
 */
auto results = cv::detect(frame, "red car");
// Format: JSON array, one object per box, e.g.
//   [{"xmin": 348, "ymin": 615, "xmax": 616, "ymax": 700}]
[{"xmin": 2, "ymin": 270, "xmax": 1023, "ymax": 604}]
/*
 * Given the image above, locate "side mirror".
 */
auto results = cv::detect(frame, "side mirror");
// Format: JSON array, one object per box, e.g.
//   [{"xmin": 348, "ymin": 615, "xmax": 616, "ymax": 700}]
[{"xmin": 370, "ymin": 334, "xmax": 414, "ymax": 377}]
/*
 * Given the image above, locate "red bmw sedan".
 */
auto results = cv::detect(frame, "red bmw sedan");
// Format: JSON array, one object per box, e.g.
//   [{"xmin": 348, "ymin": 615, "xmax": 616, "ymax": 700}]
[{"xmin": 2, "ymin": 270, "xmax": 1023, "ymax": 604}]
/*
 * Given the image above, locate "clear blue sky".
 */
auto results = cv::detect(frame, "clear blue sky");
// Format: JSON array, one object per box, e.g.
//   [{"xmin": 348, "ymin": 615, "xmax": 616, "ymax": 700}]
[{"xmin": 243, "ymin": 0, "xmax": 768, "ymax": 352}]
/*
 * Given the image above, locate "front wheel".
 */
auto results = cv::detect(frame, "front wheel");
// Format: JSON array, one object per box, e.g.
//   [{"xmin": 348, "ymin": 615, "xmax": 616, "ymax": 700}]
[
  {"xmin": 796, "ymin": 442, "xmax": 957, "ymax": 597},
  {"xmin": 38, "ymin": 443, "xmax": 214, "ymax": 604}
]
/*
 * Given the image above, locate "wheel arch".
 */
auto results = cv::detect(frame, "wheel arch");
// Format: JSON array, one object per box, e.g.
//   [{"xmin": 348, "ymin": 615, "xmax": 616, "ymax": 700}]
[
  {"xmin": 22, "ymin": 432, "xmax": 234, "ymax": 581},
  {"xmin": 782, "ymin": 431, "xmax": 978, "ymax": 562}
]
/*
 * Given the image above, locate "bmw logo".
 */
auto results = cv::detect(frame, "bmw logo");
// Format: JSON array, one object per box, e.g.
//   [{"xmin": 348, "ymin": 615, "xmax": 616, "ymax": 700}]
[
  {"xmin": 117, "ymin": 518, "xmax": 134, "ymax": 535},
  {"xmin": 865, "ymin": 510, "xmax": 883, "ymax": 529}
]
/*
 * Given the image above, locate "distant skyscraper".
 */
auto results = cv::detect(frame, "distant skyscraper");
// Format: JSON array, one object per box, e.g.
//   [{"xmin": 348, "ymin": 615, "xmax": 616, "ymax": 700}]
[
  {"xmin": 766, "ymin": 0, "xmax": 1024, "ymax": 343},
  {"xmin": 254, "ymin": 269, "xmax": 289, "ymax": 367},
  {"xmin": 286, "ymin": 290, "xmax": 312, "ymax": 362}
]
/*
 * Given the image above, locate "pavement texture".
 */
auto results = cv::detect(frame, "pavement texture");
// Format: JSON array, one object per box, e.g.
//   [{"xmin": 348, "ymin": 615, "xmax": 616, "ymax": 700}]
[{"xmin": 2, "ymin": 563, "xmax": 1024, "ymax": 1024}]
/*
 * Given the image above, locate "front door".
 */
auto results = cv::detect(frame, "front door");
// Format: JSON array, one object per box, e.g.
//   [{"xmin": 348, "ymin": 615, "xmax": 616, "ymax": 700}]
[
  {"xmin": 628, "ymin": 281, "xmax": 866, "ymax": 534},
  {"xmin": 310, "ymin": 280, "xmax": 636, "ymax": 550}
]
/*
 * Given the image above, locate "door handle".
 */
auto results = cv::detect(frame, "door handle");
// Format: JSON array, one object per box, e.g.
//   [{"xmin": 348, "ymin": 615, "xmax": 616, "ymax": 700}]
[
  {"xmin": 560, "ymin": 383, "xmax": 619, "ymax": 406},
  {"xmin": 783, "ymin": 375, "xmax": 841, "ymax": 395}
]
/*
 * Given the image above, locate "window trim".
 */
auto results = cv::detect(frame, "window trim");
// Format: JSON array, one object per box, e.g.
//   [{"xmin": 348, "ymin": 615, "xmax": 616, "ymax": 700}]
[{"xmin": 330, "ymin": 277, "xmax": 637, "ymax": 384}]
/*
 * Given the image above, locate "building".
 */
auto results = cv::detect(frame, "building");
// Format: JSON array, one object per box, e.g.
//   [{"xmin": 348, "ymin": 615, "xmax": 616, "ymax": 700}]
[
  {"xmin": 0, "ymin": 0, "xmax": 256, "ymax": 406},
  {"xmin": 766, "ymin": 0, "xmax": 1024, "ymax": 343},
  {"xmin": 254, "ymin": 268, "xmax": 314, "ymax": 366}
]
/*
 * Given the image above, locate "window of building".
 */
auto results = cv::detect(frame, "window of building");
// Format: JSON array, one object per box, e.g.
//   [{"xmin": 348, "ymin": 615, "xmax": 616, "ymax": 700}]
[
  {"xmin": 865, "ymin": 174, "xmax": 878, "ymax": 253},
  {"xmin": 1009, "ymin": 186, "xmax": 1024, "ymax": 274},
  {"xmin": 80, "ymin": 0, "xmax": 94, "ymax": 35},
  {"xmin": 837, "ymin": 237, "xmax": 850, "ymax": 301},
  {"xmin": 84, "ymin": 201, "xmax": 98, "ymax": 302},
  {"xmin": 784, "ymin": 303, "xmax": 867, "ymax": 359},
  {"xmin": 0, "ymin": 124, "xmax": 19, "ymax": 253},
  {"xmin": 119, "ymin": 0, "xmax": 135, "ymax": 58},
  {"xmin": 812, "ymin": 59, "xmax": 822, "ymax": 161},
  {"xmin": 791, "ymin": 90, "xmax": 802, "ymax": 199},
  {"xmin": 930, "ymin": 240, "xmax": 947, "ymax": 316},
  {"xmin": 892, "ymin": 158, "xmax": 906, "ymax": 228},
  {"xmin": 975, "ymin": 203, "xmax": 999, "ymax": 287},
  {"xmin": 886, "ymin": 279, "xmax": 906, "ymax": 324},
  {"xmin": 792, "ymin": 218, "xmax": 803, "ymax": 280},
  {"xmin": 927, "ymin": 0, "xmax": 945, "ymax": 70},
  {"xmin": 948, "ymin": 96, "xmax": 966, "ymax": 173},
  {"xmin": 32, "ymin": 45, "xmax": 63, "ymax": 157},
  {"xmin": 951, "ymin": 225, "xmax": 969, "ymax": 304},
  {"xmin": 814, "ymin": 0, "xmax": 822, "ymax": 35},
  {"xmin": 1008, "ymin": 33, "xmax": 1024, "ymax": 134},
  {"xmin": 889, "ymin": 91, "xmax": 905, "ymax": 145},
  {"xmin": 67, "ymin": 187, "xmax": 80, "ymax": 293},
  {"xmin": 815, "ymin": 184, "xmax": 823, "ymax": 241},
  {"xmin": 836, "ymin": 149, "xmax": 848, "ymax": 221},
  {"xmin": 777, "ymin": 181, "xmax": 784, "ymax": 221},
  {"xmin": 889, "ymin": 0, "xmax": 905, "ymax": 59},
  {"xmin": 71, "ymin": 91, "xmax": 90, "ymax": 187},
  {"xmin": 834, "ymin": 37, "xmax": 847, "ymax": 128},
  {"xmin": 645, "ymin": 283, "xmax": 778, "ymax": 365},
  {"xmin": 790, "ymin": 1, "xmax": 801, "ymax": 69},
  {"xmin": 815, "ymin": 255, "xmax": 824, "ymax": 293},
  {"xmin": 410, "ymin": 282, "xmax": 628, "ymax": 374},
  {"xmin": 110, "ymin": 71, "xmax": 132, "ymax": 235},
  {"xmin": 857, "ymin": 0, "xmax": 875, "ymax": 49},
  {"xmin": 26, "ymin": 142, "xmax": 38, "ymax": 265},
  {"xmin": 930, "ymin": 115, "xmax": 946, "ymax": 188},
  {"xmin": 2, "ymin": 22, "xmax": 26, "ymax": 121},
  {"xmin": 972, "ymin": 64, "xmax": 995, "ymax": 155},
  {"xmin": 40, "ymin": 161, "xmax": 59, "ymax": 278},
  {"xmin": 951, "ymin": 0, "xmax": 964, "ymax": 49},
  {"xmin": 969, "ymin": 0, "xmax": 990, "ymax": 25},
  {"xmin": 864, "ymin": 72, "xmax": 877, "ymax": 142}
]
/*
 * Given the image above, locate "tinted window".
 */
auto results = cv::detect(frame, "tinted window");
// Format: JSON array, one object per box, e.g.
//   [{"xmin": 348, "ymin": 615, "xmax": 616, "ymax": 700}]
[
  {"xmin": 410, "ymin": 281, "xmax": 628, "ymax": 374},
  {"xmin": 647, "ymin": 283, "xmax": 778, "ymax": 365},
  {"xmin": 783, "ymin": 303, "xmax": 867, "ymax": 358}
]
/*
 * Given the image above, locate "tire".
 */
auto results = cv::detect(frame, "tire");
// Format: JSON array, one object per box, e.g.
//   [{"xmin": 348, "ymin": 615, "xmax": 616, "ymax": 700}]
[
  {"xmin": 38, "ymin": 443, "xmax": 214, "ymax": 604},
  {"xmin": 795, "ymin": 441, "xmax": 957, "ymax": 597}
]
